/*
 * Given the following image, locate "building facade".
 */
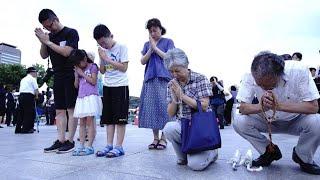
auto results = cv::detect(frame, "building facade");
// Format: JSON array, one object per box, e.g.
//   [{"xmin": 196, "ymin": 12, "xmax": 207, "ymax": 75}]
[{"xmin": 0, "ymin": 43, "xmax": 21, "ymax": 64}]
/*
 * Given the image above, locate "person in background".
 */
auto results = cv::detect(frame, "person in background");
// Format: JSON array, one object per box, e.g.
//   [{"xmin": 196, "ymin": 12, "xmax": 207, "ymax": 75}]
[
  {"xmin": 5, "ymin": 86, "xmax": 15, "ymax": 127},
  {"xmin": 309, "ymin": 67, "xmax": 316, "ymax": 79},
  {"xmin": 15, "ymin": 67, "xmax": 39, "ymax": 134},
  {"xmin": 210, "ymin": 76, "xmax": 226, "ymax": 129},
  {"xmin": 139, "ymin": 18, "xmax": 175, "ymax": 150},
  {"xmin": 0, "ymin": 84, "xmax": 6, "ymax": 128},
  {"xmin": 280, "ymin": 54, "xmax": 292, "ymax": 61},
  {"xmin": 310, "ymin": 67, "xmax": 320, "ymax": 113},
  {"xmin": 292, "ymin": 52, "xmax": 302, "ymax": 61}
]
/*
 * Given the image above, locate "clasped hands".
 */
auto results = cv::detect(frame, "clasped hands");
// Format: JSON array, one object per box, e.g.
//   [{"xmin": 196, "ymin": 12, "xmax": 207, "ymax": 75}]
[
  {"xmin": 169, "ymin": 79, "xmax": 183, "ymax": 103},
  {"xmin": 260, "ymin": 90, "xmax": 279, "ymax": 112},
  {"xmin": 34, "ymin": 28, "xmax": 50, "ymax": 45}
]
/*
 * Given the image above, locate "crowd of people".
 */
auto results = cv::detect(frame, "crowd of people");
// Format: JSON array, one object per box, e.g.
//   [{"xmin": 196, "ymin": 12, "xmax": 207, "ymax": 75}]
[{"xmin": 1, "ymin": 8, "xmax": 320, "ymax": 174}]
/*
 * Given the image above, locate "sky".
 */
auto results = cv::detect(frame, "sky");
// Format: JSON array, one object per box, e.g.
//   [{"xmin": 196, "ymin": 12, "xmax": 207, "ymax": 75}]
[{"xmin": 1, "ymin": 0, "xmax": 320, "ymax": 96}]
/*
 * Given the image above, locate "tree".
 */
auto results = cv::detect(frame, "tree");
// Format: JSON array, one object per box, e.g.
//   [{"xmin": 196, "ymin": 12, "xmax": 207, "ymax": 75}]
[
  {"xmin": 0, "ymin": 64, "xmax": 26, "ymax": 88},
  {"xmin": 33, "ymin": 63, "xmax": 46, "ymax": 88}
]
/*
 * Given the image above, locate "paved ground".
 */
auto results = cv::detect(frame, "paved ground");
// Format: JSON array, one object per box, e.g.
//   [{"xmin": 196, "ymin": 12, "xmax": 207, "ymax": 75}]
[{"xmin": 0, "ymin": 123, "xmax": 319, "ymax": 180}]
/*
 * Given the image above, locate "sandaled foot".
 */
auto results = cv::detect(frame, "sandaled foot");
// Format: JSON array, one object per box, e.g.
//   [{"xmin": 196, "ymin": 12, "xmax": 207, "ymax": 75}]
[
  {"xmin": 156, "ymin": 139, "xmax": 167, "ymax": 150},
  {"xmin": 79, "ymin": 147, "xmax": 94, "ymax": 156},
  {"xmin": 96, "ymin": 145, "xmax": 113, "ymax": 157},
  {"xmin": 148, "ymin": 139, "xmax": 159, "ymax": 150},
  {"xmin": 72, "ymin": 146, "xmax": 85, "ymax": 156},
  {"xmin": 106, "ymin": 146, "xmax": 125, "ymax": 158}
]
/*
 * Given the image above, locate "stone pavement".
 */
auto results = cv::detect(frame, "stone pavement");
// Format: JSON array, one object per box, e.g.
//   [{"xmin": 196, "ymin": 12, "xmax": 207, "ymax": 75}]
[{"xmin": 0, "ymin": 124, "xmax": 319, "ymax": 180}]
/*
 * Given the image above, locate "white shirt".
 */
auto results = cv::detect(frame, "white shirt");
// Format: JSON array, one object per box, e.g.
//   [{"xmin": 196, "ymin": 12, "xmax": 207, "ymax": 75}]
[
  {"xmin": 100, "ymin": 43, "xmax": 129, "ymax": 87},
  {"xmin": 19, "ymin": 74, "xmax": 38, "ymax": 95},
  {"xmin": 237, "ymin": 60, "xmax": 320, "ymax": 121}
]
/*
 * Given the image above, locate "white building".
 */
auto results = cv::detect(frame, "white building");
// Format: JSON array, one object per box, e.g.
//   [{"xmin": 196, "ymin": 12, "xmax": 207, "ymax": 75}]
[{"xmin": 0, "ymin": 43, "xmax": 21, "ymax": 64}]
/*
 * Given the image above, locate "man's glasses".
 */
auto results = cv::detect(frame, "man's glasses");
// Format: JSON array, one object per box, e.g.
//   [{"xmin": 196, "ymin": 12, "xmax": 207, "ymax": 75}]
[{"xmin": 43, "ymin": 20, "xmax": 54, "ymax": 30}]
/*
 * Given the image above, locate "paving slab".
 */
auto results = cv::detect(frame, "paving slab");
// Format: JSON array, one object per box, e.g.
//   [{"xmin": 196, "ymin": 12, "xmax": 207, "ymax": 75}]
[{"xmin": 0, "ymin": 124, "xmax": 319, "ymax": 180}]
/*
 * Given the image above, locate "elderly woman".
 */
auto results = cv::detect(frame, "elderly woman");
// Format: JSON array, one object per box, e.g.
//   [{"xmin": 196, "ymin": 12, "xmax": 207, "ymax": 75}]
[{"xmin": 163, "ymin": 48, "xmax": 218, "ymax": 171}]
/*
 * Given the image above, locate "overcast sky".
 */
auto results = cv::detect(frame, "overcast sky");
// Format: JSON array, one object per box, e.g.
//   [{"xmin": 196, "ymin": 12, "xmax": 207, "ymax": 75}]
[{"xmin": 1, "ymin": 0, "xmax": 320, "ymax": 96}]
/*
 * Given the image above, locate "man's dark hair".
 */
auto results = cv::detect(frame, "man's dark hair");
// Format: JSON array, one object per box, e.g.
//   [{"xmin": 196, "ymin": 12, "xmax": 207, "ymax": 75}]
[
  {"xmin": 230, "ymin": 85, "xmax": 237, "ymax": 91},
  {"xmin": 93, "ymin": 24, "xmax": 111, "ymax": 40},
  {"xmin": 309, "ymin": 67, "xmax": 316, "ymax": 72},
  {"xmin": 146, "ymin": 18, "xmax": 166, "ymax": 35},
  {"xmin": 38, "ymin": 9, "xmax": 58, "ymax": 23},
  {"xmin": 251, "ymin": 52, "xmax": 285, "ymax": 79},
  {"xmin": 280, "ymin": 54, "xmax": 292, "ymax": 61},
  {"xmin": 292, "ymin": 52, "xmax": 302, "ymax": 60},
  {"xmin": 210, "ymin": 76, "xmax": 218, "ymax": 82}
]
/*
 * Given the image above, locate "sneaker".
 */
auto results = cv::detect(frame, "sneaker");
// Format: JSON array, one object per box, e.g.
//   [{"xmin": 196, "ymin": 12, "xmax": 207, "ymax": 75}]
[
  {"xmin": 44, "ymin": 140, "xmax": 64, "ymax": 153},
  {"xmin": 56, "ymin": 140, "xmax": 75, "ymax": 154},
  {"xmin": 252, "ymin": 144, "xmax": 282, "ymax": 167}
]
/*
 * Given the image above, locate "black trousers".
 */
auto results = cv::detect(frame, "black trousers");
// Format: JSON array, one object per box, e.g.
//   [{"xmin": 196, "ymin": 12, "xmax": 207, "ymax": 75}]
[
  {"xmin": 5, "ymin": 107, "xmax": 14, "ymax": 126},
  {"xmin": 224, "ymin": 98, "xmax": 234, "ymax": 125},
  {"xmin": 15, "ymin": 93, "xmax": 35, "ymax": 132}
]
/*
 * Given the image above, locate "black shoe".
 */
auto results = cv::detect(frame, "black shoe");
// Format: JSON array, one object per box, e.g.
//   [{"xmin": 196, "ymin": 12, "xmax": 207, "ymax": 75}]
[
  {"xmin": 20, "ymin": 129, "xmax": 34, "ymax": 134},
  {"xmin": 56, "ymin": 140, "xmax": 75, "ymax": 154},
  {"xmin": 252, "ymin": 144, "xmax": 282, "ymax": 167},
  {"xmin": 44, "ymin": 140, "xmax": 64, "ymax": 153},
  {"xmin": 292, "ymin": 147, "xmax": 320, "ymax": 175},
  {"xmin": 0, "ymin": 125, "xmax": 3, "ymax": 128}
]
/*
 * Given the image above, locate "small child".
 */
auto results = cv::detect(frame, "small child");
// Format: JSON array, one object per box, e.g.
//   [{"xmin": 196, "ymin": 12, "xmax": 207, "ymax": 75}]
[{"xmin": 69, "ymin": 49, "xmax": 102, "ymax": 156}]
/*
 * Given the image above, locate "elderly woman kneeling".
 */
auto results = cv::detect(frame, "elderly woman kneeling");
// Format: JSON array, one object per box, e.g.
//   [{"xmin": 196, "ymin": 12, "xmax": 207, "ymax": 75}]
[{"xmin": 163, "ymin": 48, "xmax": 218, "ymax": 171}]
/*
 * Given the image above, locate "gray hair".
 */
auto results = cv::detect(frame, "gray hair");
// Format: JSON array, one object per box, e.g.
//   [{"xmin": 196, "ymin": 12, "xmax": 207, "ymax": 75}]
[
  {"xmin": 164, "ymin": 48, "xmax": 189, "ymax": 69},
  {"xmin": 251, "ymin": 51, "xmax": 285, "ymax": 79}
]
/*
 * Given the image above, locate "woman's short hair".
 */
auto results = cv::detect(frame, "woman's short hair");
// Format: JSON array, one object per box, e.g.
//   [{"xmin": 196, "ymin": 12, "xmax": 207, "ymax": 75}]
[{"xmin": 164, "ymin": 48, "xmax": 189, "ymax": 70}]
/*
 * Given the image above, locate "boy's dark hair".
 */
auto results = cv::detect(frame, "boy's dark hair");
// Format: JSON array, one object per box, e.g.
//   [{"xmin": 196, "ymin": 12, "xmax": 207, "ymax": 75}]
[
  {"xmin": 93, "ymin": 24, "xmax": 111, "ymax": 40},
  {"xmin": 69, "ymin": 49, "xmax": 93, "ymax": 65},
  {"xmin": 292, "ymin": 52, "xmax": 302, "ymax": 60},
  {"xmin": 38, "ymin": 9, "xmax": 58, "ymax": 23},
  {"xmin": 146, "ymin": 18, "xmax": 166, "ymax": 35}
]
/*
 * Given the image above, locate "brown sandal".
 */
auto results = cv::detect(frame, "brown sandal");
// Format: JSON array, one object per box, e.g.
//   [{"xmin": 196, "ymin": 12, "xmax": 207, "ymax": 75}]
[
  {"xmin": 156, "ymin": 139, "xmax": 167, "ymax": 150},
  {"xmin": 148, "ymin": 139, "xmax": 159, "ymax": 149}
]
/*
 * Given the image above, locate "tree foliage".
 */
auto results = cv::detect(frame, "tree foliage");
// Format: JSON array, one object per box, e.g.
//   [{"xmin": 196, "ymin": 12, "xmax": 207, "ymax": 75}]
[
  {"xmin": 0, "ymin": 64, "xmax": 26, "ymax": 88},
  {"xmin": 0, "ymin": 63, "xmax": 53, "ymax": 89}
]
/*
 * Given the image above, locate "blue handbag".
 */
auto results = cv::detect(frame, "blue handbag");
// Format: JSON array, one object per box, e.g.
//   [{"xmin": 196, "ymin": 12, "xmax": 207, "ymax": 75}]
[{"xmin": 181, "ymin": 100, "xmax": 221, "ymax": 154}]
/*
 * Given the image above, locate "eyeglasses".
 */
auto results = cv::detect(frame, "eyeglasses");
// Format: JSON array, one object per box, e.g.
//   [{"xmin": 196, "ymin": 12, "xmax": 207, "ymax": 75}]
[{"xmin": 43, "ymin": 20, "xmax": 54, "ymax": 30}]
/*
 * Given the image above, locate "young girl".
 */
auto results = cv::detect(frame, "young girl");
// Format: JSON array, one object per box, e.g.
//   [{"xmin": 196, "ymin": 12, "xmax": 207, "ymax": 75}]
[{"xmin": 69, "ymin": 49, "xmax": 102, "ymax": 156}]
